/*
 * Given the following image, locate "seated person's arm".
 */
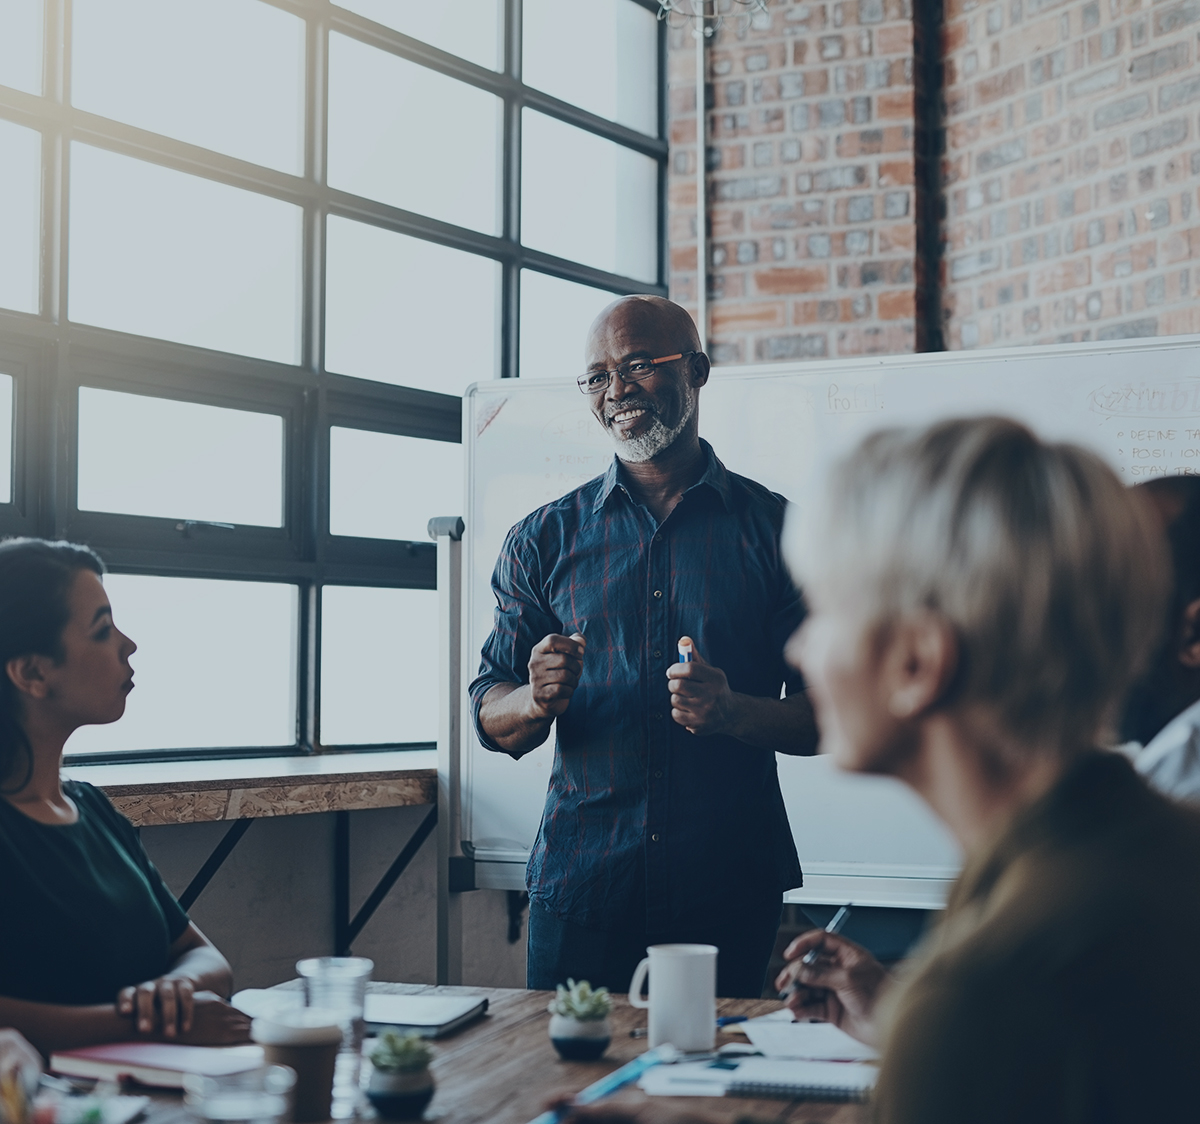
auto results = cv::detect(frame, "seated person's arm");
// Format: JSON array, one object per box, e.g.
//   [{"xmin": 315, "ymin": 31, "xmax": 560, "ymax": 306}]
[
  {"xmin": 0, "ymin": 923, "xmax": 249, "ymax": 1056},
  {"xmin": 775, "ymin": 929, "xmax": 890, "ymax": 1047},
  {"xmin": 116, "ymin": 921, "xmax": 236, "ymax": 1037}
]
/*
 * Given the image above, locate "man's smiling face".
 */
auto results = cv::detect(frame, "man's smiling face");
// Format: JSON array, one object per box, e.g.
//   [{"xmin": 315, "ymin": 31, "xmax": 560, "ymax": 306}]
[{"xmin": 584, "ymin": 299, "xmax": 704, "ymax": 464}]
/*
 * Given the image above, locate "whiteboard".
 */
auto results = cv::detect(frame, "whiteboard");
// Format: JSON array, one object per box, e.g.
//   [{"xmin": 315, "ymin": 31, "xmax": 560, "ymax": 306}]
[{"xmin": 461, "ymin": 334, "xmax": 1200, "ymax": 908}]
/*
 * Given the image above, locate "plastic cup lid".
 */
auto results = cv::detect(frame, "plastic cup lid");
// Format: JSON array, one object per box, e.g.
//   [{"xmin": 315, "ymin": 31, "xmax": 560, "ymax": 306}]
[{"xmin": 251, "ymin": 1008, "xmax": 344, "ymax": 1046}]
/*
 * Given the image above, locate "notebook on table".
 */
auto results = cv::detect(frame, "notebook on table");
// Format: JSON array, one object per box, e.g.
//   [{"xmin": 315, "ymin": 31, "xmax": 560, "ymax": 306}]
[
  {"xmin": 49, "ymin": 1043, "xmax": 264, "ymax": 1089},
  {"xmin": 363, "ymin": 993, "xmax": 489, "ymax": 1038},
  {"xmin": 640, "ymin": 1057, "xmax": 877, "ymax": 1102}
]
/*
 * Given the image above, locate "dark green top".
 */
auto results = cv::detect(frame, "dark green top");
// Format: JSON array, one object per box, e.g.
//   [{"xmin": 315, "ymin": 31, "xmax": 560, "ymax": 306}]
[{"xmin": 0, "ymin": 780, "xmax": 190, "ymax": 1005}]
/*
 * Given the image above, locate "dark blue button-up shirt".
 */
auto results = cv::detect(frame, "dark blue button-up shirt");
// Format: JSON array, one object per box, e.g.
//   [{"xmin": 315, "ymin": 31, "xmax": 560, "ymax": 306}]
[{"xmin": 469, "ymin": 441, "xmax": 805, "ymax": 930}]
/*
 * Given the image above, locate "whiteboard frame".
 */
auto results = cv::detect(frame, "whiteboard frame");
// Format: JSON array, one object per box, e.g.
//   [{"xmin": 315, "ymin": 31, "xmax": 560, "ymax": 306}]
[{"xmin": 461, "ymin": 332, "xmax": 1200, "ymax": 911}]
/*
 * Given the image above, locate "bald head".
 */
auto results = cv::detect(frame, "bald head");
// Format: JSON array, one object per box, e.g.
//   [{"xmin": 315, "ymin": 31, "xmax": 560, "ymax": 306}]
[{"xmin": 586, "ymin": 295, "xmax": 702, "ymax": 360}]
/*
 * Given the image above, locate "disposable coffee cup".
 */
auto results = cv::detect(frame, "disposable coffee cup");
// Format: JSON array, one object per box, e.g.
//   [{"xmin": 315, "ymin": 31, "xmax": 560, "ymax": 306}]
[{"xmin": 251, "ymin": 1010, "xmax": 342, "ymax": 1123}]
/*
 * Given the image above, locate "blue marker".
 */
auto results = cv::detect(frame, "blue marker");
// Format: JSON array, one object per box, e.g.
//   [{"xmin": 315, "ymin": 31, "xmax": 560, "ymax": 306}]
[
  {"xmin": 678, "ymin": 637, "xmax": 694, "ymax": 663},
  {"xmin": 524, "ymin": 1045, "xmax": 679, "ymax": 1124}
]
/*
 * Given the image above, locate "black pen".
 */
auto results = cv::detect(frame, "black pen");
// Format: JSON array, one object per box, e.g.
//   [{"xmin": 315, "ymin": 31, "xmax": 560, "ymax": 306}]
[{"xmin": 778, "ymin": 903, "xmax": 852, "ymax": 999}]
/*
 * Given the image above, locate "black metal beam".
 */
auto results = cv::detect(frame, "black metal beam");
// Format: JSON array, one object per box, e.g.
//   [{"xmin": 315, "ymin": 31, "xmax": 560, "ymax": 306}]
[
  {"xmin": 334, "ymin": 810, "xmax": 351, "ymax": 955},
  {"xmin": 179, "ymin": 818, "xmax": 256, "ymax": 911},
  {"xmin": 335, "ymin": 805, "xmax": 438, "ymax": 955},
  {"xmin": 345, "ymin": 806, "xmax": 438, "ymax": 949}
]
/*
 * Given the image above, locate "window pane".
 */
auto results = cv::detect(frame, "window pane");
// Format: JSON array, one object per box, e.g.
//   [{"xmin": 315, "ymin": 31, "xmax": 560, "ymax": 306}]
[
  {"xmin": 72, "ymin": 0, "xmax": 305, "ymax": 174},
  {"xmin": 0, "ymin": 0, "xmax": 42, "ymax": 95},
  {"xmin": 332, "ymin": 0, "xmax": 501, "ymax": 70},
  {"xmin": 69, "ymin": 144, "xmax": 301, "ymax": 363},
  {"xmin": 320, "ymin": 586, "xmax": 438, "ymax": 745},
  {"xmin": 65, "ymin": 575, "xmax": 296, "ymax": 753},
  {"xmin": 330, "ymin": 428, "xmax": 462, "ymax": 541},
  {"xmin": 327, "ymin": 33, "xmax": 500, "ymax": 234},
  {"xmin": 522, "ymin": 111, "xmax": 658, "ymax": 283},
  {"xmin": 524, "ymin": 0, "xmax": 658, "ymax": 135},
  {"xmin": 325, "ymin": 216, "xmax": 498, "ymax": 393},
  {"xmin": 0, "ymin": 374, "xmax": 12, "ymax": 504},
  {"xmin": 77, "ymin": 388, "xmax": 283, "ymax": 526},
  {"xmin": 0, "ymin": 119, "xmax": 40, "ymax": 314},
  {"xmin": 520, "ymin": 272, "xmax": 616, "ymax": 382}
]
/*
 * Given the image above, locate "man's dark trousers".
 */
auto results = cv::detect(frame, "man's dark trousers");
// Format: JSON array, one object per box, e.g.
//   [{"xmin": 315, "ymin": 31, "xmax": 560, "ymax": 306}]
[{"xmin": 526, "ymin": 895, "xmax": 783, "ymax": 1000}]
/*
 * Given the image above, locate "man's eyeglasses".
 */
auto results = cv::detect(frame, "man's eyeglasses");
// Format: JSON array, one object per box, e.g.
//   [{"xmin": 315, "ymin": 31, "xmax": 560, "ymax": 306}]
[{"xmin": 576, "ymin": 352, "xmax": 697, "ymax": 395}]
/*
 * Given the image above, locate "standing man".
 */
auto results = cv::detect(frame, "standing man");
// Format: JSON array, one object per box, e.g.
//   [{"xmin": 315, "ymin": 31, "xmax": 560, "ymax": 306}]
[
  {"xmin": 470, "ymin": 296, "xmax": 818, "ymax": 998},
  {"xmin": 1120, "ymin": 475, "xmax": 1200, "ymax": 802}
]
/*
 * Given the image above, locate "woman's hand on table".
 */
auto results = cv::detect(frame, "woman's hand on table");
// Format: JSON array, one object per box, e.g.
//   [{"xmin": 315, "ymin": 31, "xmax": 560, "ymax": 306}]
[
  {"xmin": 774, "ymin": 929, "xmax": 889, "ymax": 1048},
  {"xmin": 117, "ymin": 979, "xmax": 250, "ymax": 1044},
  {"xmin": 174, "ymin": 992, "xmax": 252, "ymax": 1045},
  {"xmin": 118, "ymin": 973, "xmax": 197, "ymax": 1038}
]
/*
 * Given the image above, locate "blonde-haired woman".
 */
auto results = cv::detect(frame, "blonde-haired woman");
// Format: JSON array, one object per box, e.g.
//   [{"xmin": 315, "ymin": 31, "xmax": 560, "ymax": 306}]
[
  {"xmin": 774, "ymin": 416, "xmax": 1200, "ymax": 1123},
  {"xmin": 564, "ymin": 417, "xmax": 1200, "ymax": 1124}
]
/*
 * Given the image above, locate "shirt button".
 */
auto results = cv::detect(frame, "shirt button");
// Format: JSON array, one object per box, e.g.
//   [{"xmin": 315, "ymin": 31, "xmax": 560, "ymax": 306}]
[
  {"xmin": 651, "ymin": 833, "xmax": 661, "ymax": 842},
  {"xmin": 653, "ymin": 649, "xmax": 661, "ymax": 658},
  {"xmin": 654, "ymin": 770, "xmax": 663, "ymax": 779},
  {"xmin": 653, "ymin": 590, "xmax": 663, "ymax": 599},
  {"xmin": 652, "ymin": 712, "xmax": 663, "ymax": 721}
]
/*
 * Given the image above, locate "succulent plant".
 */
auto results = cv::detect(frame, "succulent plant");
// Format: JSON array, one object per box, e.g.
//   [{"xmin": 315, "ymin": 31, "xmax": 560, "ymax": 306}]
[
  {"xmin": 547, "ymin": 978, "xmax": 612, "ymax": 1021},
  {"xmin": 369, "ymin": 1030, "xmax": 434, "ymax": 1073}
]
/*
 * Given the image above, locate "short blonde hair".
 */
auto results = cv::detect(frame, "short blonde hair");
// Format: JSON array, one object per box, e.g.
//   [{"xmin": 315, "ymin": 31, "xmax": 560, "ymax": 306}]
[{"xmin": 786, "ymin": 416, "xmax": 1168, "ymax": 752}]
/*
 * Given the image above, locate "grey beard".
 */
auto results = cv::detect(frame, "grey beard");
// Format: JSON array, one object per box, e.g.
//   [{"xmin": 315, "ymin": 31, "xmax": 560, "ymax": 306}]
[{"xmin": 608, "ymin": 391, "xmax": 696, "ymax": 463}]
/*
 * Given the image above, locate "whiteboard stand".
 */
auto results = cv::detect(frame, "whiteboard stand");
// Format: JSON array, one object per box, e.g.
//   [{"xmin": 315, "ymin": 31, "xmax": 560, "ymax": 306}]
[{"xmin": 430, "ymin": 515, "xmax": 466, "ymax": 985}]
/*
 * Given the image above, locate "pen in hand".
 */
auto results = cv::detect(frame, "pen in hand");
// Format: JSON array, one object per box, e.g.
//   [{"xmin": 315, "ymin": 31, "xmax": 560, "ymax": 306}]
[{"xmin": 779, "ymin": 903, "xmax": 852, "ymax": 1000}]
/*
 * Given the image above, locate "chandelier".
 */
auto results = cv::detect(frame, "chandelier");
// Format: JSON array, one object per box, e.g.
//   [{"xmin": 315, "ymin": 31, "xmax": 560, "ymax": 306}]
[{"xmin": 656, "ymin": 0, "xmax": 771, "ymax": 37}]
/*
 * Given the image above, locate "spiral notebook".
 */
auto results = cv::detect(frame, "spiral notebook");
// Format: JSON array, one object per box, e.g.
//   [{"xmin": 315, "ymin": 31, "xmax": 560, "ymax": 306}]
[{"xmin": 640, "ymin": 1057, "xmax": 876, "ymax": 1102}]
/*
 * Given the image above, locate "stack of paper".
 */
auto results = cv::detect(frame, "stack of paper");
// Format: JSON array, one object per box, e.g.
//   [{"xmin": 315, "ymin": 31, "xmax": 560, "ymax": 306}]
[
  {"xmin": 639, "ymin": 1011, "xmax": 878, "ymax": 1101},
  {"xmin": 741, "ymin": 1016, "xmax": 878, "ymax": 1062}
]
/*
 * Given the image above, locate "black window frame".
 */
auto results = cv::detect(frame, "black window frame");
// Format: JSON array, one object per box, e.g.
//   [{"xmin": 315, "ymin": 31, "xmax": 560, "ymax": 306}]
[{"xmin": 0, "ymin": 0, "xmax": 668, "ymax": 765}]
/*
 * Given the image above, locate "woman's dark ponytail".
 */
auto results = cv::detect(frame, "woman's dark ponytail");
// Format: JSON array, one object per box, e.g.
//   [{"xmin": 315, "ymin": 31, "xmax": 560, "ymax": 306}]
[{"xmin": 0, "ymin": 538, "xmax": 105, "ymax": 792}]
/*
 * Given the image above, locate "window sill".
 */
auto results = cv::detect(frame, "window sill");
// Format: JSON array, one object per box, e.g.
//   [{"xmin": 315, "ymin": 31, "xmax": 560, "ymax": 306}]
[{"xmin": 63, "ymin": 749, "xmax": 437, "ymax": 828}]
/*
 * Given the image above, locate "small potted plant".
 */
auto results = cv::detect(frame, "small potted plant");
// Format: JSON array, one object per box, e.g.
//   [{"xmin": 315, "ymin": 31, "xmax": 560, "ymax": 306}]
[
  {"xmin": 366, "ymin": 1030, "xmax": 435, "ymax": 1120},
  {"xmin": 547, "ymin": 979, "xmax": 612, "ymax": 1060}
]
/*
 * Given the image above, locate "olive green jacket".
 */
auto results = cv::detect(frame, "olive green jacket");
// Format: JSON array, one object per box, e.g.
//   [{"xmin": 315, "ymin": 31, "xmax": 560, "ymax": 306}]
[{"xmin": 873, "ymin": 751, "xmax": 1200, "ymax": 1124}]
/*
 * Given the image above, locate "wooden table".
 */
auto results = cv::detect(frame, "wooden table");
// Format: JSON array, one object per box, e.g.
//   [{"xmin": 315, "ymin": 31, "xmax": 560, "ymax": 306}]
[
  {"xmin": 361, "ymin": 983, "xmax": 869, "ymax": 1124},
  {"xmin": 140, "ymin": 983, "xmax": 868, "ymax": 1124}
]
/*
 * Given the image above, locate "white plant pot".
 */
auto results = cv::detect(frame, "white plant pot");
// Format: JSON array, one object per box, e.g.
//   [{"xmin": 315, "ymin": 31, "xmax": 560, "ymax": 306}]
[
  {"xmin": 548, "ymin": 1014, "xmax": 612, "ymax": 1060},
  {"xmin": 366, "ymin": 1066, "xmax": 434, "ymax": 1119}
]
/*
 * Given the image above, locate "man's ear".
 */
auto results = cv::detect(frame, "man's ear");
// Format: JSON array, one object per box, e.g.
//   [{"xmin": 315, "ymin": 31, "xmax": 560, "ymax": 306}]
[
  {"xmin": 6, "ymin": 654, "xmax": 51, "ymax": 700},
  {"xmin": 882, "ymin": 612, "xmax": 959, "ymax": 719},
  {"xmin": 689, "ymin": 351, "xmax": 711, "ymax": 389},
  {"xmin": 1178, "ymin": 597, "xmax": 1200, "ymax": 670}
]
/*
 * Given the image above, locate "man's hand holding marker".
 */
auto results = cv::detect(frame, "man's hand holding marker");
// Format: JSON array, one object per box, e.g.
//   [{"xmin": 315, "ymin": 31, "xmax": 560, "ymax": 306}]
[
  {"xmin": 666, "ymin": 635, "xmax": 739, "ymax": 736},
  {"xmin": 527, "ymin": 631, "xmax": 587, "ymax": 719}
]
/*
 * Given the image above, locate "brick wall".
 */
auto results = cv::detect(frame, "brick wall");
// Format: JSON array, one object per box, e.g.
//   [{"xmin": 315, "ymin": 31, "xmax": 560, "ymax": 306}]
[
  {"xmin": 942, "ymin": 0, "xmax": 1200, "ymax": 348},
  {"xmin": 666, "ymin": 0, "xmax": 1200, "ymax": 363},
  {"xmin": 667, "ymin": 0, "xmax": 918, "ymax": 364}
]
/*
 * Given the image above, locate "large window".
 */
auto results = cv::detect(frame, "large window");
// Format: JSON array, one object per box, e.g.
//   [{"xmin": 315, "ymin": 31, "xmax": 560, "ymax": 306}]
[{"xmin": 0, "ymin": 0, "xmax": 665, "ymax": 762}]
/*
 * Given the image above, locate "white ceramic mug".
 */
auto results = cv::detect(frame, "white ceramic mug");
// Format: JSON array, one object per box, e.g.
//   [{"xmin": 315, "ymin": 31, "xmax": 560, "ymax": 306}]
[{"xmin": 628, "ymin": 943, "xmax": 717, "ymax": 1052}]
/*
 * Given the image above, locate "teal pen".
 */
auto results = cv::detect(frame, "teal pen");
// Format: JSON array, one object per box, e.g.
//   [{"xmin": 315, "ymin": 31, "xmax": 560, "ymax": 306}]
[{"xmin": 524, "ymin": 1045, "xmax": 678, "ymax": 1124}]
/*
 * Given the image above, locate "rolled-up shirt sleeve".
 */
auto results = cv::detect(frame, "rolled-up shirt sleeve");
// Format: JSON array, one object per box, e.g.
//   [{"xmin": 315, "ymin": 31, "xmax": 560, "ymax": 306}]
[{"xmin": 468, "ymin": 520, "xmax": 563, "ymax": 754}]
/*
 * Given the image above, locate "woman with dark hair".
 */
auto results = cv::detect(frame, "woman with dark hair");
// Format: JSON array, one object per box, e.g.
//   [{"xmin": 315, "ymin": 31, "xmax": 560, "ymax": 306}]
[{"xmin": 0, "ymin": 538, "xmax": 249, "ymax": 1054}]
